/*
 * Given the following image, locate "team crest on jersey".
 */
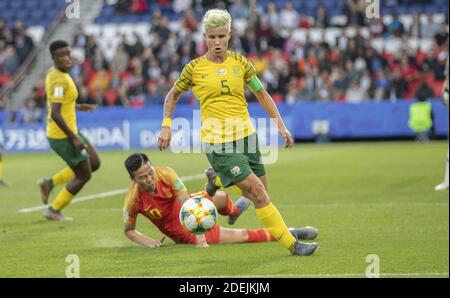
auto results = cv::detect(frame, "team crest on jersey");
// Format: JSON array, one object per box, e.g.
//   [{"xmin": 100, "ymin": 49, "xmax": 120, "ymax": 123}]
[
  {"xmin": 230, "ymin": 166, "xmax": 241, "ymax": 176},
  {"xmin": 233, "ymin": 66, "xmax": 241, "ymax": 76},
  {"xmin": 216, "ymin": 69, "xmax": 227, "ymax": 75}
]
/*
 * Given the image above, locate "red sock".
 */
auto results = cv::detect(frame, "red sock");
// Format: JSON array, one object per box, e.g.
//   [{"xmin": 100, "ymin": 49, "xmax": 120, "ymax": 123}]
[
  {"xmin": 246, "ymin": 228, "xmax": 276, "ymax": 243},
  {"xmin": 218, "ymin": 193, "xmax": 240, "ymax": 216}
]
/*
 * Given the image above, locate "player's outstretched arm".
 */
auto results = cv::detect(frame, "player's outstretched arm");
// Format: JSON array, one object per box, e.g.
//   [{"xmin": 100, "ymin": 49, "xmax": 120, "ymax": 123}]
[
  {"xmin": 157, "ymin": 87, "xmax": 185, "ymax": 151},
  {"xmin": 252, "ymin": 87, "xmax": 294, "ymax": 149},
  {"xmin": 124, "ymin": 223, "xmax": 164, "ymax": 248}
]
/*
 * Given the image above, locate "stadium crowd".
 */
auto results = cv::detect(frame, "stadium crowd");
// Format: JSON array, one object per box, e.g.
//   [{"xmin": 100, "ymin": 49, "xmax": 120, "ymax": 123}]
[
  {"xmin": 1, "ymin": 0, "xmax": 449, "ymax": 124},
  {"xmin": 0, "ymin": 19, "xmax": 35, "ymax": 110}
]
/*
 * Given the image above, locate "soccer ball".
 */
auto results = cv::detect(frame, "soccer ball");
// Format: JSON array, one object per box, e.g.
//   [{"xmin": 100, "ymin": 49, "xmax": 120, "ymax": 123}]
[{"xmin": 179, "ymin": 196, "xmax": 218, "ymax": 234}]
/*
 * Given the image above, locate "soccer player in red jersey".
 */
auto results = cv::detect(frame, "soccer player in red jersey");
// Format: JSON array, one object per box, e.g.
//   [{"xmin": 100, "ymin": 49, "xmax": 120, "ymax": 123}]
[{"xmin": 123, "ymin": 153, "xmax": 318, "ymax": 248}]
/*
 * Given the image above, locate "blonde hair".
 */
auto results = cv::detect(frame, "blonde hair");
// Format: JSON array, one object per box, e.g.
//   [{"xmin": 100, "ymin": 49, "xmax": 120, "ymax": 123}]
[{"xmin": 202, "ymin": 9, "xmax": 232, "ymax": 33}]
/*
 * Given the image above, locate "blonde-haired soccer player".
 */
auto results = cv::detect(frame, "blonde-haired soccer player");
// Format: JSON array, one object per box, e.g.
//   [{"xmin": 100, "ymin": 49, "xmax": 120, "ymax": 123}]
[
  {"xmin": 157, "ymin": 9, "xmax": 318, "ymax": 255},
  {"xmin": 38, "ymin": 40, "xmax": 101, "ymax": 221}
]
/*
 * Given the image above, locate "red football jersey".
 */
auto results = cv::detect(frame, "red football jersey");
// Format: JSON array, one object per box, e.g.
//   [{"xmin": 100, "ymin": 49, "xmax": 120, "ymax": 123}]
[{"xmin": 123, "ymin": 166, "xmax": 196, "ymax": 244}]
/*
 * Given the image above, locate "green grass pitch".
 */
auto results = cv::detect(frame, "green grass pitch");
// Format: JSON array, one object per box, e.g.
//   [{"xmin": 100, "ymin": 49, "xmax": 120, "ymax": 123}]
[{"xmin": 0, "ymin": 141, "xmax": 448, "ymax": 277}]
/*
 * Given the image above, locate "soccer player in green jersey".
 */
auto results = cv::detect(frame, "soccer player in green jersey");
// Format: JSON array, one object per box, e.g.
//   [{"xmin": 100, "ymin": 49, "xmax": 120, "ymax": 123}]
[
  {"xmin": 157, "ymin": 9, "xmax": 318, "ymax": 256},
  {"xmin": 38, "ymin": 40, "xmax": 101, "ymax": 221}
]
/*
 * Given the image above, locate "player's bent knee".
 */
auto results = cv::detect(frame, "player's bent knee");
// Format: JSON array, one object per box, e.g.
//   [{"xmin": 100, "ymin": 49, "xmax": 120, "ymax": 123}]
[
  {"xmin": 78, "ymin": 172, "xmax": 92, "ymax": 183},
  {"xmin": 91, "ymin": 160, "xmax": 101, "ymax": 172}
]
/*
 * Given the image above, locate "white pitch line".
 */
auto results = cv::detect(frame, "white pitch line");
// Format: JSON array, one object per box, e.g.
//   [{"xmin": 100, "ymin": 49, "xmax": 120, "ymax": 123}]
[
  {"xmin": 116, "ymin": 272, "xmax": 449, "ymax": 278},
  {"xmin": 18, "ymin": 174, "xmax": 205, "ymax": 213}
]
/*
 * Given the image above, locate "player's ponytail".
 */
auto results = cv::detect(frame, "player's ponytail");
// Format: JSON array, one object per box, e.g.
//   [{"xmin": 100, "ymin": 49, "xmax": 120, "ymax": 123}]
[{"xmin": 202, "ymin": 9, "xmax": 232, "ymax": 33}]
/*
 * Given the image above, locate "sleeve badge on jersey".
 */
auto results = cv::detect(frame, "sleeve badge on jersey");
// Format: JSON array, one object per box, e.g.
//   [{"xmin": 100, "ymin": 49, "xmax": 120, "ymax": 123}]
[
  {"xmin": 123, "ymin": 210, "xmax": 129, "ymax": 223},
  {"xmin": 216, "ymin": 69, "xmax": 227, "ymax": 75},
  {"xmin": 233, "ymin": 66, "xmax": 241, "ymax": 76},
  {"xmin": 174, "ymin": 178, "xmax": 186, "ymax": 191},
  {"xmin": 54, "ymin": 86, "xmax": 64, "ymax": 97}
]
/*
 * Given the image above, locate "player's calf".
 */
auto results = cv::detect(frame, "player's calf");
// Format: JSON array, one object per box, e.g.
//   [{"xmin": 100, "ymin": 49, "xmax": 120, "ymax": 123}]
[{"xmin": 38, "ymin": 178, "xmax": 54, "ymax": 204}]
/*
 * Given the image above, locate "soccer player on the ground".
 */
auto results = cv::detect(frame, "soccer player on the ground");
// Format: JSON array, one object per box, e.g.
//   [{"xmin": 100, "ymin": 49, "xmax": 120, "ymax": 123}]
[
  {"xmin": 435, "ymin": 57, "xmax": 449, "ymax": 191},
  {"xmin": 38, "ymin": 40, "xmax": 101, "ymax": 221},
  {"xmin": 123, "ymin": 153, "xmax": 318, "ymax": 248},
  {"xmin": 0, "ymin": 141, "xmax": 6, "ymax": 186},
  {"xmin": 157, "ymin": 9, "xmax": 318, "ymax": 255}
]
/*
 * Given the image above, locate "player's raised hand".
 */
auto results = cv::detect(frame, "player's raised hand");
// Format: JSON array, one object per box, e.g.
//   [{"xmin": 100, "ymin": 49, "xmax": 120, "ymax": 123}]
[
  {"xmin": 280, "ymin": 129, "xmax": 294, "ymax": 149},
  {"xmin": 158, "ymin": 127, "xmax": 172, "ymax": 151}
]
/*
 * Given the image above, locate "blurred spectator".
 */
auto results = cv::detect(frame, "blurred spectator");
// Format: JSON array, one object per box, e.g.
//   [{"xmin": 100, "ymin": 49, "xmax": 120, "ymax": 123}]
[
  {"xmin": 0, "ymin": 66, "xmax": 10, "ymax": 92},
  {"xmin": 22, "ymin": 99, "xmax": 43, "ymax": 124},
  {"xmin": 374, "ymin": 70, "xmax": 392, "ymax": 100},
  {"xmin": 129, "ymin": 0, "xmax": 148, "ymax": 14},
  {"xmin": 72, "ymin": 23, "xmax": 88, "ymax": 48},
  {"xmin": 343, "ymin": 0, "xmax": 365, "ymax": 26},
  {"xmin": 0, "ymin": 19, "xmax": 6, "ymax": 40},
  {"xmin": 415, "ymin": 81, "xmax": 436, "ymax": 100},
  {"xmin": 89, "ymin": 68, "xmax": 111, "ymax": 96},
  {"xmin": 150, "ymin": 15, "xmax": 171, "ymax": 43},
  {"xmin": 315, "ymin": 4, "xmax": 330, "ymax": 28},
  {"xmin": 409, "ymin": 87, "xmax": 434, "ymax": 141},
  {"xmin": 145, "ymin": 81, "xmax": 164, "ymax": 104},
  {"xmin": 181, "ymin": 8, "xmax": 198, "ymax": 33},
  {"xmin": 111, "ymin": 44, "xmax": 129, "ymax": 73},
  {"xmin": 266, "ymin": 2, "xmax": 280, "ymax": 28},
  {"xmin": 31, "ymin": 76, "xmax": 46, "ymax": 109},
  {"xmin": 173, "ymin": 0, "xmax": 193, "ymax": 14},
  {"xmin": 409, "ymin": 14, "xmax": 422, "ymax": 38},
  {"xmin": 279, "ymin": 1, "xmax": 299, "ymax": 31},
  {"xmin": 14, "ymin": 32, "xmax": 34, "ymax": 63},
  {"xmin": 230, "ymin": 0, "xmax": 249, "ymax": 21},
  {"xmin": 346, "ymin": 80, "xmax": 367, "ymax": 103},
  {"xmin": 434, "ymin": 22, "xmax": 449, "ymax": 47},
  {"xmin": 0, "ymin": 46, "xmax": 20, "ymax": 75},
  {"xmin": 421, "ymin": 13, "xmax": 440, "ymax": 39},
  {"xmin": 84, "ymin": 34, "xmax": 98, "ymax": 61},
  {"xmin": 387, "ymin": 13, "xmax": 405, "ymax": 37},
  {"xmin": 115, "ymin": 0, "xmax": 130, "ymax": 14},
  {"xmin": 241, "ymin": 28, "xmax": 261, "ymax": 55},
  {"xmin": 77, "ymin": 85, "xmax": 96, "ymax": 105}
]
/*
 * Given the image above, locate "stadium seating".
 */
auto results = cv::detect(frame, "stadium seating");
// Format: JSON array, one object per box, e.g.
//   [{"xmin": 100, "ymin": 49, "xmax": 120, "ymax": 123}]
[
  {"xmin": 94, "ymin": 0, "xmax": 448, "ymax": 24},
  {"xmin": 0, "ymin": 0, "xmax": 65, "ymax": 28}
]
